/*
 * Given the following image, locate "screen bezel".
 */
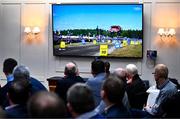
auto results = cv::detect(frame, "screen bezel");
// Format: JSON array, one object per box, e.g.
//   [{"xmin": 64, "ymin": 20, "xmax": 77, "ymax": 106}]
[{"xmin": 52, "ymin": 3, "xmax": 144, "ymax": 59}]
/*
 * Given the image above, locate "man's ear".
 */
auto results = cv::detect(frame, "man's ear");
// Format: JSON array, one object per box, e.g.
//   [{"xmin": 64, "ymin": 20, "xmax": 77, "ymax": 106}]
[
  {"xmin": 91, "ymin": 70, "xmax": 95, "ymax": 77},
  {"xmin": 7, "ymin": 92, "xmax": 12, "ymax": 105},
  {"xmin": 101, "ymin": 90, "xmax": 106, "ymax": 99},
  {"xmin": 67, "ymin": 102, "xmax": 72, "ymax": 113},
  {"xmin": 64, "ymin": 71, "xmax": 67, "ymax": 77},
  {"xmin": 7, "ymin": 92, "xmax": 9, "ymax": 99}
]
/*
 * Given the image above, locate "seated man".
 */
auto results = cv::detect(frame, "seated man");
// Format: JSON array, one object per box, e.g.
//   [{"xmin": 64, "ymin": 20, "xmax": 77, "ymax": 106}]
[
  {"xmin": 55, "ymin": 62, "xmax": 85, "ymax": 103},
  {"xmin": 144, "ymin": 64, "xmax": 178, "ymax": 117},
  {"xmin": 86, "ymin": 60, "xmax": 106, "ymax": 106},
  {"xmin": 113, "ymin": 68, "xmax": 130, "ymax": 110},
  {"xmin": 94, "ymin": 68, "xmax": 130, "ymax": 115},
  {"xmin": 5, "ymin": 78, "xmax": 31, "ymax": 118},
  {"xmin": 67, "ymin": 83, "xmax": 103, "ymax": 118},
  {"xmin": 13, "ymin": 65, "xmax": 47, "ymax": 94},
  {"xmin": 126, "ymin": 64, "xmax": 147, "ymax": 109},
  {"xmin": 114, "ymin": 68, "xmax": 127, "ymax": 85},
  {"xmin": 132, "ymin": 64, "xmax": 178, "ymax": 118},
  {"xmin": 101, "ymin": 74, "xmax": 130, "ymax": 118},
  {"xmin": 0, "ymin": 58, "xmax": 17, "ymax": 109},
  {"xmin": 28, "ymin": 91, "xmax": 67, "ymax": 118}
]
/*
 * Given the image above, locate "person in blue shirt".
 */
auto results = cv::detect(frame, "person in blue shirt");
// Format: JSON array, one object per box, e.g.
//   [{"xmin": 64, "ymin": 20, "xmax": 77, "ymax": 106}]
[
  {"xmin": 0, "ymin": 58, "xmax": 17, "ymax": 109},
  {"xmin": 144, "ymin": 64, "xmax": 177, "ymax": 117},
  {"xmin": 131, "ymin": 64, "xmax": 178, "ymax": 118},
  {"xmin": 3, "ymin": 58, "xmax": 17, "ymax": 82},
  {"xmin": 86, "ymin": 60, "xmax": 106, "ymax": 106}
]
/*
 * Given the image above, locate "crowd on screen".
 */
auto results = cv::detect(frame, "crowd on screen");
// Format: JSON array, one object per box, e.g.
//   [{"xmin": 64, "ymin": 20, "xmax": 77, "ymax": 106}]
[{"xmin": 0, "ymin": 58, "xmax": 179, "ymax": 118}]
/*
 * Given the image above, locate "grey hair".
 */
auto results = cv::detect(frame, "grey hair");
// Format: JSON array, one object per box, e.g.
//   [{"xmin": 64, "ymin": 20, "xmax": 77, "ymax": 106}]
[
  {"xmin": 13, "ymin": 65, "xmax": 30, "ymax": 80},
  {"xmin": 126, "ymin": 64, "xmax": 138, "ymax": 76}
]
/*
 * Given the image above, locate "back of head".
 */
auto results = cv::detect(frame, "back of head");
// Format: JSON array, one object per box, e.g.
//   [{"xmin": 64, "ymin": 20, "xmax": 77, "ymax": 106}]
[
  {"xmin": 67, "ymin": 83, "xmax": 95, "ymax": 115},
  {"xmin": 102, "ymin": 74, "xmax": 125, "ymax": 104},
  {"xmin": 105, "ymin": 61, "xmax": 110, "ymax": 74},
  {"xmin": 13, "ymin": 65, "xmax": 30, "ymax": 80},
  {"xmin": 28, "ymin": 91, "xmax": 66, "ymax": 118},
  {"xmin": 3, "ymin": 58, "xmax": 17, "ymax": 75},
  {"xmin": 64, "ymin": 62, "xmax": 77, "ymax": 77},
  {"xmin": 8, "ymin": 78, "xmax": 31, "ymax": 105},
  {"xmin": 126, "ymin": 64, "xmax": 138, "ymax": 76},
  {"xmin": 155, "ymin": 64, "xmax": 168, "ymax": 79},
  {"xmin": 91, "ymin": 60, "xmax": 105, "ymax": 75},
  {"xmin": 114, "ymin": 68, "xmax": 127, "ymax": 81}
]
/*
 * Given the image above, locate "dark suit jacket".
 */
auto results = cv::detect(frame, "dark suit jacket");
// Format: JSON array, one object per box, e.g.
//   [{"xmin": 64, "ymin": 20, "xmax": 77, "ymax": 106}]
[
  {"xmin": 5, "ymin": 104, "xmax": 28, "ymax": 118},
  {"xmin": 0, "ymin": 77, "xmax": 47, "ymax": 109},
  {"xmin": 55, "ymin": 76, "xmax": 85, "ymax": 103},
  {"xmin": 0, "ymin": 81, "xmax": 12, "ymax": 109},
  {"xmin": 126, "ymin": 74, "xmax": 147, "ymax": 109},
  {"xmin": 102, "ymin": 104, "xmax": 130, "ymax": 118},
  {"xmin": 30, "ymin": 77, "xmax": 47, "ymax": 94}
]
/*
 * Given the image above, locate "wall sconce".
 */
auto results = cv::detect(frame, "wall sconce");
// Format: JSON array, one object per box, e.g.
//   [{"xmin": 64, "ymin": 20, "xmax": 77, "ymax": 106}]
[
  {"xmin": 24, "ymin": 27, "xmax": 31, "ymax": 34},
  {"xmin": 24, "ymin": 26, "xmax": 40, "ymax": 43},
  {"xmin": 32, "ymin": 27, "xmax": 40, "ymax": 34},
  {"xmin": 158, "ymin": 28, "xmax": 176, "ymax": 41}
]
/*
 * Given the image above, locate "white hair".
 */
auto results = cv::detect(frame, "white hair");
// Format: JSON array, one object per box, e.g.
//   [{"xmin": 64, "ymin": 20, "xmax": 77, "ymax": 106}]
[
  {"xmin": 13, "ymin": 65, "xmax": 30, "ymax": 80},
  {"xmin": 126, "ymin": 64, "xmax": 138, "ymax": 76}
]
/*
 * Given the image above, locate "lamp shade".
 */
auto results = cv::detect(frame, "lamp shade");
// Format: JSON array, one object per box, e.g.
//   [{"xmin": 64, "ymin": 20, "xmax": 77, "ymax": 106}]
[
  {"xmin": 32, "ymin": 27, "xmax": 40, "ymax": 34},
  {"xmin": 24, "ymin": 27, "xmax": 31, "ymax": 33},
  {"xmin": 158, "ymin": 28, "xmax": 164, "ymax": 36},
  {"xmin": 168, "ymin": 28, "xmax": 176, "ymax": 36}
]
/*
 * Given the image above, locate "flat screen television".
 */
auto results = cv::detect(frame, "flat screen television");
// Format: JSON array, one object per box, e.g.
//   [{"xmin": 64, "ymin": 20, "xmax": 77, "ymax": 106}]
[{"xmin": 52, "ymin": 4, "xmax": 143, "ymax": 58}]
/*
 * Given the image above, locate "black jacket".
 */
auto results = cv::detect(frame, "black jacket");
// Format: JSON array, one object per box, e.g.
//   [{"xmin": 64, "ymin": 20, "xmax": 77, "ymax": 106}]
[
  {"xmin": 55, "ymin": 76, "xmax": 85, "ymax": 103},
  {"xmin": 126, "ymin": 74, "xmax": 148, "ymax": 109}
]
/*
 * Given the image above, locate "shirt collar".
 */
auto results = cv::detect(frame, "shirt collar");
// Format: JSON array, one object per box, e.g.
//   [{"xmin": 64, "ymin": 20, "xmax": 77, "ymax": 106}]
[
  {"xmin": 76, "ymin": 110, "xmax": 98, "ymax": 119},
  {"xmin": 5, "ymin": 104, "xmax": 19, "ymax": 110},
  {"xmin": 7, "ymin": 74, "xmax": 14, "ymax": 82},
  {"xmin": 103, "ymin": 103, "xmax": 115, "ymax": 115},
  {"xmin": 158, "ymin": 79, "xmax": 169, "ymax": 89},
  {"xmin": 95, "ymin": 73, "xmax": 106, "ymax": 77}
]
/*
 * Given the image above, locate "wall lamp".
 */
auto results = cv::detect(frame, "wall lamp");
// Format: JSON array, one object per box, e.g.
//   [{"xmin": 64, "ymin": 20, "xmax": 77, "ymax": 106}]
[
  {"xmin": 24, "ymin": 26, "xmax": 40, "ymax": 34},
  {"xmin": 24, "ymin": 26, "xmax": 40, "ymax": 42},
  {"xmin": 158, "ymin": 28, "xmax": 176, "ymax": 41}
]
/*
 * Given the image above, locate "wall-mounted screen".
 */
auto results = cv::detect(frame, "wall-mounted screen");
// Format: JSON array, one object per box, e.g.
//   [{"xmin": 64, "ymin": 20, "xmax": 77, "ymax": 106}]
[{"xmin": 52, "ymin": 4, "xmax": 143, "ymax": 58}]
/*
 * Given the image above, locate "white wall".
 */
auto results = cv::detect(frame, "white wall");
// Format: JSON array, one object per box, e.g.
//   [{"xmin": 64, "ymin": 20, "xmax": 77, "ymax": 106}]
[{"xmin": 0, "ymin": 0, "xmax": 180, "ymax": 88}]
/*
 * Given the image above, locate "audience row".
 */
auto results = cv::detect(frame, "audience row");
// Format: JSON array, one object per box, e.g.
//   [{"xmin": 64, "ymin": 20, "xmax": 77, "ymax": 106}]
[{"xmin": 0, "ymin": 58, "xmax": 179, "ymax": 118}]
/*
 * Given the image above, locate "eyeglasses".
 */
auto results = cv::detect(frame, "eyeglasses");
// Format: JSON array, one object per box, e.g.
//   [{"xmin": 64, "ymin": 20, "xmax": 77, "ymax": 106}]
[{"xmin": 152, "ymin": 72, "xmax": 157, "ymax": 75}]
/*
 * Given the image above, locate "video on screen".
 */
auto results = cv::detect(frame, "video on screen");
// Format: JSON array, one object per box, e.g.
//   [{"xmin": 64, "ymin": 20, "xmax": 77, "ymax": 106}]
[{"xmin": 52, "ymin": 4, "xmax": 143, "ymax": 58}]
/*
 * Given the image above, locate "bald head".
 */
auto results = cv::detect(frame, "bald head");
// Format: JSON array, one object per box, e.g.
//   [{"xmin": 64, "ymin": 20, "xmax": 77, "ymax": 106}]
[
  {"xmin": 66, "ymin": 62, "xmax": 76, "ymax": 69},
  {"xmin": 154, "ymin": 64, "xmax": 168, "ymax": 79},
  {"xmin": 114, "ymin": 68, "xmax": 127, "ymax": 80},
  {"xmin": 64, "ymin": 62, "xmax": 78, "ymax": 76}
]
